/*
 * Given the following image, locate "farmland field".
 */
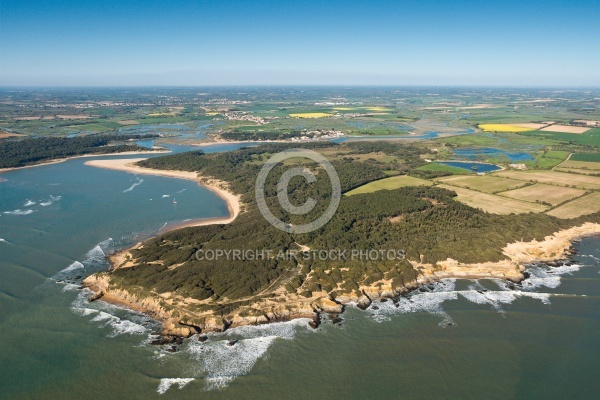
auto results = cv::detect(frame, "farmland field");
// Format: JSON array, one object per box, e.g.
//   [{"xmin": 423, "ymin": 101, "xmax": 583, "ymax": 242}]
[
  {"xmin": 437, "ymin": 184, "xmax": 549, "ymax": 214},
  {"xmin": 555, "ymin": 167, "xmax": 600, "ymax": 175},
  {"xmin": 570, "ymin": 153, "xmax": 600, "ymax": 162},
  {"xmin": 435, "ymin": 175, "xmax": 529, "ymax": 193},
  {"xmin": 540, "ymin": 124, "xmax": 590, "ymax": 134},
  {"xmin": 345, "ymin": 175, "xmax": 432, "ymax": 195},
  {"xmin": 520, "ymin": 128, "xmax": 600, "ymax": 147},
  {"xmin": 529, "ymin": 150, "xmax": 570, "ymax": 169},
  {"xmin": 499, "ymin": 183, "xmax": 587, "ymax": 206},
  {"xmin": 333, "ymin": 106, "xmax": 393, "ymax": 112},
  {"xmin": 494, "ymin": 170, "xmax": 600, "ymax": 190},
  {"xmin": 546, "ymin": 192, "xmax": 600, "ymax": 219},
  {"xmin": 478, "ymin": 124, "xmax": 536, "ymax": 133},
  {"xmin": 289, "ymin": 113, "xmax": 331, "ymax": 118},
  {"xmin": 558, "ymin": 160, "xmax": 600, "ymax": 171}
]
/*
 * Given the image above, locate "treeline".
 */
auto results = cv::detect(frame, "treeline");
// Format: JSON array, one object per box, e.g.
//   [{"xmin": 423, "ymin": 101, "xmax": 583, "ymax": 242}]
[
  {"xmin": 221, "ymin": 130, "xmax": 305, "ymax": 141},
  {"xmin": 0, "ymin": 133, "xmax": 158, "ymax": 168},
  {"xmin": 110, "ymin": 141, "xmax": 600, "ymax": 311},
  {"xmin": 111, "ymin": 179, "xmax": 600, "ymax": 309}
]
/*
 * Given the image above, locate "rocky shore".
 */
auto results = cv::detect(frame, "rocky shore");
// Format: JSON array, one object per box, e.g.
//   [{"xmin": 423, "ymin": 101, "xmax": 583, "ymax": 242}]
[{"xmin": 83, "ymin": 222, "xmax": 600, "ymax": 337}]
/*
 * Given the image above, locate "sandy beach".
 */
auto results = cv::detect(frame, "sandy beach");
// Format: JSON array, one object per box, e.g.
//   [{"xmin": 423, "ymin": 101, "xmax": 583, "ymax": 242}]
[{"xmin": 84, "ymin": 158, "xmax": 241, "ymax": 228}]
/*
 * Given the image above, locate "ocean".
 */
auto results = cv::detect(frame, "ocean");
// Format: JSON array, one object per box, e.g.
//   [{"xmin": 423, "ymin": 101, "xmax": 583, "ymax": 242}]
[{"xmin": 0, "ymin": 146, "xmax": 598, "ymax": 399}]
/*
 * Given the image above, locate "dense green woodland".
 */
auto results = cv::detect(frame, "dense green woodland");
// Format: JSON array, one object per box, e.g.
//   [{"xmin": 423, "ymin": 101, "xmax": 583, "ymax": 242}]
[
  {"xmin": 108, "ymin": 142, "xmax": 600, "ymax": 312},
  {"xmin": 0, "ymin": 133, "xmax": 158, "ymax": 168}
]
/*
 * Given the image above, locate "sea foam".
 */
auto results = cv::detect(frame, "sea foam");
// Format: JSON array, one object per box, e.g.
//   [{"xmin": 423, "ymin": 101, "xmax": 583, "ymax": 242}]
[
  {"xmin": 157, "ymin": 378, "xmax": 195, "ymax": 394},
  {"xmin": 40, "ymin": 195, "xmax": 61, "ymax": 207},
  {"xmin": 3, "ymin": 209, "xmax": 36, "ymax": 215},
  {"xmin": 71, "ymin": 290, "xmax": 153, "ymax": 337},
  {"xmin": 123, "ymin": 177, "xmax": 144, "ymax": 193},
  {"xmin": 186, "ymin": 318, "xmax": 309, "ymax": 391},
  {"xmin": 521, "ymin": 264, "xmax": 582, "ymax": 291},
  {"xmin": 369, "ymin": 279, "xmax": 458, "ymax": 324}
]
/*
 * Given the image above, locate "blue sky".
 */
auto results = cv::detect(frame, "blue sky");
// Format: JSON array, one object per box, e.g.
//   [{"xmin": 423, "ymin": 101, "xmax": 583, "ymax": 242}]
[{"xmin": 0, "ymin": 0, "xmax": 599, "ymax": 86}]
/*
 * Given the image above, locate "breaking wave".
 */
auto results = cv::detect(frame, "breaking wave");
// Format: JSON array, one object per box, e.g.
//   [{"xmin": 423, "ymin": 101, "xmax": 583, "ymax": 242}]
[
  {"xmin": 24, "ymin": 199, "xmax": 36, "ymax": 207},
  {"xmin": 368, "ymin": 280, "xmax": 458, "ymax": 325},
  {"xmin": 186, "ymin": 318, "xmax": 309, "ymax": 391},
  {"xmin": 71, "ymin": 289, "xmax": 156, "ymax": 337},
  {"xmin": 123, "ymin": 177, "xmax": 144, "ymax": 193},
  {"xmin": 157, "ymin": 378, "xmax": 195, "ymax": 394},
  {"xmin": 40, "ymin": 195, "xmax": 62, "ymax": 206},
  {"xmin": 64, "ymin": 240, "xmax": 597, "ymax": 392},
  {"xmin": 3, "ymin": 209, "xmax": 36, "ymax": 215},
  {"xmin": 521, "ymin": 264, "xmax": 583, "ymax": 291},
  {"xmin": 52, "ymin": 238, "xmax": 113, "ymax": 285}
]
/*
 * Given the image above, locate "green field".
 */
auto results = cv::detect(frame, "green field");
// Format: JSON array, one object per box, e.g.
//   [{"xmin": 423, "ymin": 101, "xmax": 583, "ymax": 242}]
[
  {"xmin": 527, "ymin": 150, "xmax": 570, "ymax": 169},
  {"xmin": 571, "ymin": 153, "xmax": 600, "ymax": 162},
  {"xmin": 64, "ymin": 121, "xmax": 123, "ymax": 132},
  {"xmin": 345, "ymin": 175, "xmax": 433, "ymax": 195},
  {"xmin": 440, "ymin": 132, "xmax": 558, "ymax": 149},
  {"xmin": 520, "ymin": 128, "xmax": 600, "ymax": 148},
  {"xmin": 417, "ymin": 162, "xmax": 474, "ymax": 175}
]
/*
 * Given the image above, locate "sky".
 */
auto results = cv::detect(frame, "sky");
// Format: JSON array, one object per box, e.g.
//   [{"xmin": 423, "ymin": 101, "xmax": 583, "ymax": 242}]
[{"xmin": 0, "ymin": 0, "xmax": 599, "ymax": 86}]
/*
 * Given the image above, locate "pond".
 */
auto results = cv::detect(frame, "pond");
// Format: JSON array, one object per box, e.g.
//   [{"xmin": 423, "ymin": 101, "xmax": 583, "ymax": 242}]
[{"xmin": 438, "ymin": 161, "xmax": 502, "ymax": 173}]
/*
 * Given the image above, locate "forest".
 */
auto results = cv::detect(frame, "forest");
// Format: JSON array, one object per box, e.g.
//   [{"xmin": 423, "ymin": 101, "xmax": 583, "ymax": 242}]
[
  {"xmin": 105, "ymin": 141, "xmax": 600, "ymax": 317},
  {"xmin": 0, "ymin": 133, "xmax": 158, "ymax": 168}
]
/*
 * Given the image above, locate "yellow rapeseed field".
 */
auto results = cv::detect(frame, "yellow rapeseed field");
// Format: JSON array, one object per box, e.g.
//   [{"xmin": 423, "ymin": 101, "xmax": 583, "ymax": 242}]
[
  {"xmin": 365, "ymin": 106, "xmax": 392, "ymax": 112},
  {"xmin": 289, "ymin": 113, "xmax": 331, "ymax": 118},
  {"xmin": 478, "ymin": 124, "xmax": 536, "ymax": 133}
]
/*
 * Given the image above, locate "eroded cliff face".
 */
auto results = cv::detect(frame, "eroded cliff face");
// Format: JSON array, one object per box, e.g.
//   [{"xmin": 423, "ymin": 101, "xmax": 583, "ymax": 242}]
[{"xmin": 83, "ymin": 223, "xmax": 600, "ymax": 337}]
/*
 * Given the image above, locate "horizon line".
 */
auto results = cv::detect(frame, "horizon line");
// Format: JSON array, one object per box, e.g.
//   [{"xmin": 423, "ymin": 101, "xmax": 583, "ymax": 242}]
[{"xmin": 1, "ymin": 84, "xmax": 600, "ymax": 90}]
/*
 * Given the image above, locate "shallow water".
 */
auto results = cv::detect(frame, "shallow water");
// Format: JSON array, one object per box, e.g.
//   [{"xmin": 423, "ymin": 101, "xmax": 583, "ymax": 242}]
[
  {"xmin": 453, "ymin": 147, "xmax": 534, "ymax": 162},
  {"xmin": 0, "ymin": 146, "xmax": 598, "ymax": 399},
  {"xmin": 439, "ymin": 161, "xmax": 502, "ymax": 173}
]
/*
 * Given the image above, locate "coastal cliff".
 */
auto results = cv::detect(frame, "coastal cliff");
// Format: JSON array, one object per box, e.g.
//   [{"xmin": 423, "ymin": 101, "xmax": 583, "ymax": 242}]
[{"xmin": 83, "ymin": 222, "xmax": 600, "ymax": 337}]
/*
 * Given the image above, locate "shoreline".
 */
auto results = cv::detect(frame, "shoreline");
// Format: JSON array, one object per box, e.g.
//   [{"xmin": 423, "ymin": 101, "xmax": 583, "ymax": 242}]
[
  {"xmin": 84, "ymin": 217, "xmax": 600, "ymax": 336},
  {"xmin": 0, "ymin": 150, "xmax": 170, "ymax": 174},
  {"xmin": 84, "ymin": 157, "xmax": 242, "ymax": 272},
  {"xmin": 84, "ymin": 157, "xmax": 241, "ymax": 227}
]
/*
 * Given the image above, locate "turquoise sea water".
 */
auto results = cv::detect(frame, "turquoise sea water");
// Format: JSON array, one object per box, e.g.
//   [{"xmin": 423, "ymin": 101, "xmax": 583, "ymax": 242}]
[{"xmin": 0, "ymin": 146, "xmax": 599, "ymax": 399}]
